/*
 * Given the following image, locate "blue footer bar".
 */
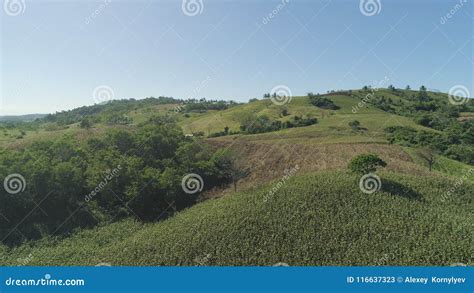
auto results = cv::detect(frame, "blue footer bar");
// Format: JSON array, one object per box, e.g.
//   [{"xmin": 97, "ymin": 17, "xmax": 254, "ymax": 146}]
[{"xmin": 1, "ymin": 267, "xmax": 472, "ymax": 292}]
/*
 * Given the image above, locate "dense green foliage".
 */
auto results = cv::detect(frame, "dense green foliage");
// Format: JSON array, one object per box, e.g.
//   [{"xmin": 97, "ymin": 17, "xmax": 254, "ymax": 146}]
[
  {"xmin": 41, "ymin": 97, "xmax": 180, "ymax": 126},
  {"xmin": 0, "ymin": 119, "xmax": 235, "ymax": 246},
  {"xmin": 308, "ymin": 93, "xmax": 340, "ymax": 110},
  {"xmin": 386, "ymin": 124, "xmax": 474, "ymax": 164},
  {"xmin": 348, "ymin": 154, "xmax": 387, "ymax": 174},
  {"xmin": 182, "ymin": 99, "xmax": 239, "ymax": 113},
  {"xmin": 2, "ymin": 171, "xmax": 471, "ymax": 266},
  {"xmin": 240, "ymin": 115, "xmax": 317, "ymax": 134}
]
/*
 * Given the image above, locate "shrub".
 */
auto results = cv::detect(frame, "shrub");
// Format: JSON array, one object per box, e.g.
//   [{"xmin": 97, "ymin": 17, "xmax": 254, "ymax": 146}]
[{"xmin": 348, "ymin": 154, "xmax": 387, "ymax": 175}]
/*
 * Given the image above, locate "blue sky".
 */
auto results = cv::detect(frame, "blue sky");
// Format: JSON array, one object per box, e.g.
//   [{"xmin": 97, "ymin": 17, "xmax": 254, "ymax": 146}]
[{"xmin": 1, "ymin": 0, "xmax": 473, "ymax": 115}]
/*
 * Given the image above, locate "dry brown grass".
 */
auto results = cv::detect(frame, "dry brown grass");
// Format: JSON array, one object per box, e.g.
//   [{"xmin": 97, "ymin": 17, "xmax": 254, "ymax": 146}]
[{"xmin": 204, "ymin": 138, "xmax": 431, "ymax": 197}]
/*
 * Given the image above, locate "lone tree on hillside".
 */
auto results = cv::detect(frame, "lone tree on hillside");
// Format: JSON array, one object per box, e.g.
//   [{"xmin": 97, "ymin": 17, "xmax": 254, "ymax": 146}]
[
  {"xmin": 216, "ymin": 150, "xmax": 251, "ymax": 192},
  {"xmin": 416, "ymin": 147, "xmax": 438, "ymax": 172},
  {"xmin": 229, "ymin": 162, "xmax": 250, "ymax": 192},
  {"xmin": 348, "ymin": 154, "xmax": 387, "ymax": 175}
]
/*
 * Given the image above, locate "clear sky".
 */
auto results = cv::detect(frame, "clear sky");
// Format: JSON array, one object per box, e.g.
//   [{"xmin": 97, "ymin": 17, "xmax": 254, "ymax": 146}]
[{"xmin": 1, "ymin": 0, "xmax": 473, "ymax": 115}]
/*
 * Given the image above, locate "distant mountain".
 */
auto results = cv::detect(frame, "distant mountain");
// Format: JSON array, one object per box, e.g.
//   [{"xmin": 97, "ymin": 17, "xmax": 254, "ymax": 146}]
[{"xmin": 0, "ymin": 114, "xmax": 47, "ymax": 122}]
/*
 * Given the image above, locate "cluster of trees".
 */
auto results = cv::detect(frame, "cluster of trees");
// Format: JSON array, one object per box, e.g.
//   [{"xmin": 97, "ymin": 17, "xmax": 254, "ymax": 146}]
[
  {"xmin": 0, "ymin": 119, "xmax": 241, "ymax": 246},
  {"xmin": 385, "ymin": 125, "xmax": 474, "ymax": 164},
  {"xmin": 179, "ymin": 99, "xmax": 239, "ymax": 113},
  {"xmin": 308, "ymin": 93, "xmax": 340, "ymax": 110},
  {"xmin": 208, "ymin": 115, "xmax": 318, "ymax": 138},
  {"xmin": 42, "ymin": 97, "xmax": 180, "ymax": 126},
  {"xmin": 240, "ymin": 115, "xmax": 317, "ymax": 134}
]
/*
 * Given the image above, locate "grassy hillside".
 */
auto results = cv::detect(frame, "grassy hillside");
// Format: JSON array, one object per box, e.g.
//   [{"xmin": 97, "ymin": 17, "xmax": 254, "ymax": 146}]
[
  {"xmin": 2, "ymin": 88, "xmax": 465, "ymax": 149},
  {"xmin": 2, "ymin": 171, "xmax": 472, "ymax": 266},
  {"xmin": 1, "ymin": 88, "xmax": 472, "ymax": 267}
]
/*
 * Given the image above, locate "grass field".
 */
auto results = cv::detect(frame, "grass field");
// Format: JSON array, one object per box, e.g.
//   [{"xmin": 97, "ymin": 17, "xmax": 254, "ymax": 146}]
[
  {"xmin": 1, "ymin": 171, "xmax": 472, "ymax": 266},
  {"xmin": 1, "ymin": 89, "xmax": 472, "ymax": 267}
]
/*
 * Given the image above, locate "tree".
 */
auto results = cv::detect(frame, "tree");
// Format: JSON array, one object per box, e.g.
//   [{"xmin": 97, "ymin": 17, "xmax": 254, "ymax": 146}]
[
  {"xmin": 406, "ymin": 85, "xmax": 411, "ymax": 90},
  {"xmin": 417, "ymin": 85, "xmax": 430, "ymax": 102},
  {"xmin": 214, "ymin": 150, "xmax": 250, "ymax": 192},
  {"xmin": 229, "ymin": 163, "xmax": 250, "ymax": 192},
  {"xmin": 80, "ymin": 118, "xmax": 92, "ymax": 129},
  {"xmin": 348, "ymin": 154, "xmax": 387, "ymax": 174},
  {"xmin": 416, "ymin": 147, "xmax": 438, "ymax": 172}
]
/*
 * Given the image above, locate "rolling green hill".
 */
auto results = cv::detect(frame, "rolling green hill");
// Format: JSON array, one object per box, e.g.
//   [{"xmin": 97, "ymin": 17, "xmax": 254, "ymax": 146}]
[
  {"xmin": 1, "ymin": 171, "xmax": 472, "ymax": 266},
  {"xmin": 1, "ymin": 87, "xmax": 472, "ymax": 266}
]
